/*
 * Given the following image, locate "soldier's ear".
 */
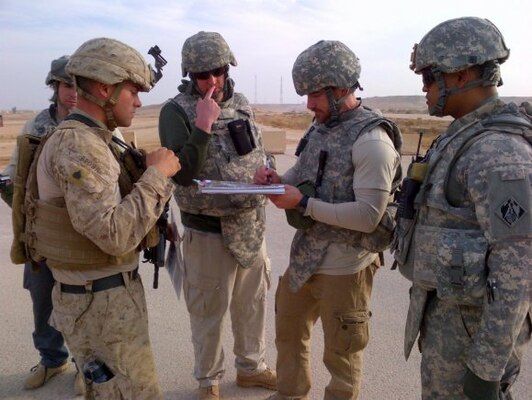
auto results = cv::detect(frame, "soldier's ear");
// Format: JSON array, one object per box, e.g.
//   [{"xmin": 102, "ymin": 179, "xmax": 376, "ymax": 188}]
[{"xmin": 95, "ymin": 82, "xmax": 114, "ymax": 99}]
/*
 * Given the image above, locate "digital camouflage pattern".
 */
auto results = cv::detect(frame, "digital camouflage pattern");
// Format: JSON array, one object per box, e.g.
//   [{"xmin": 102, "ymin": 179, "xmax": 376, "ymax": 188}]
[
  {"xmin": 181, "ymin": 31, "xmax": 237, "ymax": 77},
  {"xmin": 13, "ymin": 105, "xmax": 59, "ymax": 183},
  {"xmin": 45, "ymin": 55, "xmax": 73, "ymax": 85},
  {"xmin": 171, "ymin": 87, "xmax": 267, "ymax": 269},
  {"xmin": 50, "ymin": 275, "xmax": 162, "ymax": 399},
  {"xmin": 285, "ymin": 107, "xmax": 400, "ymax": 291},
  {"xmin": 396, "ymin": 98, "xmax": 531, "ymax": 396},
  {"xmin": 67, "ymin": 37, "xmax": 154, "ymax": 91},
  {"xmin": 292, "ymin": 40, "xmax": 361, "ymax": 95},
  {"xmin": 420, "ymin": 295, "xmax": 530, "ymax": 399},
  {"xmin": 410, "ymin": 17, "xmax": 510, "ymax": 74},
  {"xmin": 22, "ymin": 106, "xmax": 58, "ymax": 138}
]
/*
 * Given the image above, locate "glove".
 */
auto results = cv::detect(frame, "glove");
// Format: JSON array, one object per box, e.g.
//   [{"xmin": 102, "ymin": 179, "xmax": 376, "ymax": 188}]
[{"xmin": 463, "ymin": 368, "xmax": 500, "ymax": 400}]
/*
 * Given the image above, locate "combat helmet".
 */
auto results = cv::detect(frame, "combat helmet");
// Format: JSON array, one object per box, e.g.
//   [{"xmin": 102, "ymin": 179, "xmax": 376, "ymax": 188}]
[
  {"xmin": 67, "ymin": 37, "xmax": 156, "ymax": 128},
  {"xmin": 181, "ymin": 31, "xmax": 237, "ymax": 77},
  {"xmin": 45, "ymin": 56, "xmax": 73, "ymax": 86},
  {"xmin": 410, "ymin": 17, "xmax": 510, "ymax": 116},
  {"xmin": 292, "ymin": 40, "xmax": 361, "ymax": 122}
]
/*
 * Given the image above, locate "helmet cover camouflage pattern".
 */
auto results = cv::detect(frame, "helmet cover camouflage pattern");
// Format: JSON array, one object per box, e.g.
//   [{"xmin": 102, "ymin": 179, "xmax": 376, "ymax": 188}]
[
  {"xmin": 67, "ymin": 37, "xmax": 154, "ymax": 91},
  {"xmin": 181, "ymin": 31, "xmax": 237, "ymax": 77},
  {"xmin": 45, "ymin": 55, "xmax": 73, "ymax": 85},
  {"xmin": 411, "ymin": 17, "xmax": 510, "ymax": 73},
  {"xmin": 292, "ymin": 40, "xmax": 361, "ymax": 96}
]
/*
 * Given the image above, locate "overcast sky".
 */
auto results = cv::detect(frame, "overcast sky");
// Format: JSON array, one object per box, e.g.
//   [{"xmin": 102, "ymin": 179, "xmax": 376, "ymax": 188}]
[{"xmin": 1, "ymin": 0, "xmax": 531, "ymax": 111}]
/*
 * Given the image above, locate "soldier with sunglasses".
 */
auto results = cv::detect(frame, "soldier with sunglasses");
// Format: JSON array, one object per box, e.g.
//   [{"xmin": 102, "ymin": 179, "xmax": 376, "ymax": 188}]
[{"xmin": 158, "ymin": 31, "xmax": 276, "ymax": 400}]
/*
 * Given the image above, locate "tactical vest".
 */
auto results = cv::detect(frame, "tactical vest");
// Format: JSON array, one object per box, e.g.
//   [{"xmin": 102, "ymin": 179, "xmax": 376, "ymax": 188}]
[
  {"xmin": 288, "ymin": 107, "xmax": 402, "ymax": 291},
  {"xmin": 394, "ymin": 102, "xmax": 532, "ymax": 306},
  {"xmin": 18, "ymin": 117, "xmax": 157, "ymax": 270},
  {"xmin": 170, "ymin": 91, "xmax": 267, "ymax": 269}
]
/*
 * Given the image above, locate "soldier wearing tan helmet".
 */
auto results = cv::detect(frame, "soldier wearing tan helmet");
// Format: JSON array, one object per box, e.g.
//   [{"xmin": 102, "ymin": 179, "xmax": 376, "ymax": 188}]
[
  {"xmin": 20, "ymin": 37, "xmax": 180, "ymax": 399},
  {"xmin": 158, "ymin": 31, "xmax": 276, "ymax": 399},
  {"xmin": 255, "ymin": 40, "xmax": 402, "ymax": 400},
  {"xmin": 393, "ymin": 17, "xmax": 531, "ymax": 400},
  {"xmin": 0, "ymin": 55, "xmax": 80, "ymax": 392}
]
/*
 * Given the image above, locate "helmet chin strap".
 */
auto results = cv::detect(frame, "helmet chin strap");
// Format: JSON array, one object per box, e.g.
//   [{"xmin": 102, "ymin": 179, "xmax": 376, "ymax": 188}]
[
  {"xmin": 430, "ymin": 65, "xmax": 500, "ymax": 117},
  {"xmin": 76, "ymin": 81, "xmax": 125, "ymax": 130},
  {"xmin": 325, "ymin": 84, "xmax": 359, "ymax": 123}
]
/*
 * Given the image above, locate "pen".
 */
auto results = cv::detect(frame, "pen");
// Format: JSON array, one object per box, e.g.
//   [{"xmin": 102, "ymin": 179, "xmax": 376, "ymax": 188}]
[{"xmin": 265, "ymin": 159, "xmax": 272, "ymax": 184}]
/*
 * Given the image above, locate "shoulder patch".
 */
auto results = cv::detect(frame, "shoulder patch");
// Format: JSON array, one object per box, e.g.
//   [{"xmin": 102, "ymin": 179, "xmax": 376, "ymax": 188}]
[{"xmin": 497, "ymin": 197, "xmax": 526, "ymax": 227}]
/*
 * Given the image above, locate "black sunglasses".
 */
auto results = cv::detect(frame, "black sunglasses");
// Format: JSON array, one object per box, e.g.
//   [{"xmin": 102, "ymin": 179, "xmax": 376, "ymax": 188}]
[
  {"xmin": 192, "ymin": 65, "xmax": 228, "ymax": 80},
  {"xmin": 421, "ymin": 69, "xmax": 436, "ymax": 87}
]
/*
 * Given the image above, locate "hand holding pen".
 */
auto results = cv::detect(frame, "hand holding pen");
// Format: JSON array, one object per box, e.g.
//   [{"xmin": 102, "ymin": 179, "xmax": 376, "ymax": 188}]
[
  {"xmin": 266, "ymin": 159, "xmax": 273, "ymax": 184},
  {"xmin": 254, "ymin": 160, "xmax": 280, "ymax": 185}
]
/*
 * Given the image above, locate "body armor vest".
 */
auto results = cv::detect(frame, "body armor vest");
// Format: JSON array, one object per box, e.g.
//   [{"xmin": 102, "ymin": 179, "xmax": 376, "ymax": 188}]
[
  {"xmin": 171, "ymin": 90, "xmax": 267, "ymax": 268},
  {"xmin": 394, "ymin": 102, "xmax": 532, "ymax": 306},
  {"xmin": 21, "ymin": 118, "xmax": 155, "ymax": 270},
  {"xmin": 288, "ymin": 107, "xmax": 402, "ymax": 290}
]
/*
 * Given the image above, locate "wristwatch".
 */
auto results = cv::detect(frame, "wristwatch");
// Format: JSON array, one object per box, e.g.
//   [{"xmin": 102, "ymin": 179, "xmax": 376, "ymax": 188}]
[{"xmin": 298, "ymin": 195, "xmax": 309, "ymax": 209}]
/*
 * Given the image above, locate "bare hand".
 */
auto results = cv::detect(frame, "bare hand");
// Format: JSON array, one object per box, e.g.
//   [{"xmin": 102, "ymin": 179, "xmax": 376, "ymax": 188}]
[
  {"xmin": 267, "ymin": 185, "xmax": 303, "ymax": 209},
  {"xmin": 145, "ymin": 147, "xmax": 181, "ymax": 178},
  {"xmin": 254, "ymin": 165, "xmax": 280, "ymax": 185},
  {"xmin": 195, "ymin": 86, "xmax": 221, "ymax": 133}
]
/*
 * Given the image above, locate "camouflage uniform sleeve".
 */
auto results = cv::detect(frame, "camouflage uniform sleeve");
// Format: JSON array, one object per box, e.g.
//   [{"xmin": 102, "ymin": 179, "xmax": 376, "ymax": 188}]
[
  {"xmin": 463, "ymin": 133, "xmax": 532, "ymax": 381},
  {"xmin": 51, "ymin": 129, "xmax": 173, "ymax": 257}
]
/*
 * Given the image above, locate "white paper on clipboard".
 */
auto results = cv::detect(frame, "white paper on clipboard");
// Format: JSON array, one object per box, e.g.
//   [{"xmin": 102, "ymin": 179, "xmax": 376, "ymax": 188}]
[{"xmin": 194, "ymin": 179, "xmax": 285, "ymax": 195}]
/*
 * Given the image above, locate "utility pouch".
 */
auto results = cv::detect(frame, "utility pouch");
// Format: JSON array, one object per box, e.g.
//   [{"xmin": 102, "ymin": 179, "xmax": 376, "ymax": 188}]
[
  {"xmin": 228, "ymin": 119, "xmax": 255, "ymax": 156},
  {"xmin": 413, "ymin": 225, "xmax": 488, "ymax": 306},
  {"xmin": 285, "ymin": 180, "xmax": 316, "ymax": 230}
]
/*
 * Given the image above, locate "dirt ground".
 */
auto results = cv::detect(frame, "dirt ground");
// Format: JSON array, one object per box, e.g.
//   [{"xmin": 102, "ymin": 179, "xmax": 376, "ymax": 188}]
[{"xmin": 0, "ymin": 106, "xmax": 449, "ymax": 171}]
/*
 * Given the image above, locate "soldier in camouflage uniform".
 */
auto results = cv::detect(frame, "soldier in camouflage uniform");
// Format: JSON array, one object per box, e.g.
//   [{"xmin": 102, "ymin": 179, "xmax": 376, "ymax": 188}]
[
  {"xmin": 25, "ymin": 38, "xmax": 180, "ymax": 399},
  {"xmin": 255, "ymin": 40, "xmax": 401, "ymax": 400},
  {"xmin": 0, "ymin": 56, "xmax": 79, "ymax": 391},
  {"xmin": 158, "ymin": 31, "xmax": 276, "ymax": 400},
  {"xmin": 393, "ymin": 17, "xmax": 531, "ymax": 399}
]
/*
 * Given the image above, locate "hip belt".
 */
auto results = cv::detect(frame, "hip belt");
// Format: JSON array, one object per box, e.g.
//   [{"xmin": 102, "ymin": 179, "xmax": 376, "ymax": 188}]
[{"xmin": 60, "ymin": 268, "xmax": 138, "ymax": 294}]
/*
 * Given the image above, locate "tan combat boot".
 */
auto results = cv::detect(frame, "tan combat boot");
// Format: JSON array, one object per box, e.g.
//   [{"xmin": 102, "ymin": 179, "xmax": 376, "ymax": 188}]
[
  {"xmin": 24, "ymin": 361, "xmax": 69, "ymax": 389},
  {"xmin": 237, "ymin": 367, "xmax": 277, "ymax": 390},
  {"xmin": 198, "ymin": 384, "xmax": 220, "ymax": 400}
]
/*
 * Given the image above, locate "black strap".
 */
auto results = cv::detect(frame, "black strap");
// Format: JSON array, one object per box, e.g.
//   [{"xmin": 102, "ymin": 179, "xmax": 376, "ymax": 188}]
[
  {"xmin": 64, "ymin": 113, "xmax": 101, "ymax": 129},
  {"xmin": 315, "ymin": 150, "xmax": 328, "ymax": 188},
  {"xmin": 60, "ymin": 269, "xmax": 138, "ymax": 294},
  {"xmin": 61, "ymin": 273, "xmax": 124, "ymax": 294}
]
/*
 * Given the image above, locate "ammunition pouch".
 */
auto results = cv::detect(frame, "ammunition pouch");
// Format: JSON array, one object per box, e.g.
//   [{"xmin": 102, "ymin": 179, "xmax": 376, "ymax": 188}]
[
  {"xmin": 285, "ymin": 180, "xmax": 316, "ymax": 230},
  {"xmin": 412, "ymin": 225, "xmax": 488, "ymax": 306}
]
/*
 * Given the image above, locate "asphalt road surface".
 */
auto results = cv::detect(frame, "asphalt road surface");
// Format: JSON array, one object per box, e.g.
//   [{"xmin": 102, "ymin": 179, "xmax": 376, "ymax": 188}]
[{"xmin": 0, "ymin": 153, "xmax": 530, "ymax": 399}]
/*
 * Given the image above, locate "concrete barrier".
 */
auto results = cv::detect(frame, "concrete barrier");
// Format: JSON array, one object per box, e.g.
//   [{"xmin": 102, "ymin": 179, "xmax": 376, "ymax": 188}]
[{"xmin": 262, "ymin": 129, "xmax": 286, "ymax": 154}]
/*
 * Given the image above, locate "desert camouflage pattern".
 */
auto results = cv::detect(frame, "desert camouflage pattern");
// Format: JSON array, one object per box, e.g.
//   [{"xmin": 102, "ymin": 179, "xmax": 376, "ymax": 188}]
[
  {"xmin": 181, "ymin": 31, "xmax": 237, "ymax": 76},
  {"xmin": 45, "ymin": 55, "xmax": 73, "ymax": 85},
  {"xmin": 67, "ymin": 37, "xmax": 154, "ymax": 91},
  {"xmin": 411, "ymin": 17, "xmax": 510, "ymax": 73},
  {"xmin": 292, "ymin": 40, "xmax": 361, "ymax": 95},
  {"xmin": 50, "ymin": 274, "xmax": 162, "ymax": 399},
  {"xmin": 171, "ymin": 89, "xmax": 267, "ymax": 269},
  {"xmin": 26, "ymin": 118, "xmax": 173, "ymax": 269},
  {"xmin": 397, "ymin": 98, "xmax": 531, "ymax": 392},
  {"xmin": 286, "ymin": 107, "xmax": 399, "ymax": 291}
]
